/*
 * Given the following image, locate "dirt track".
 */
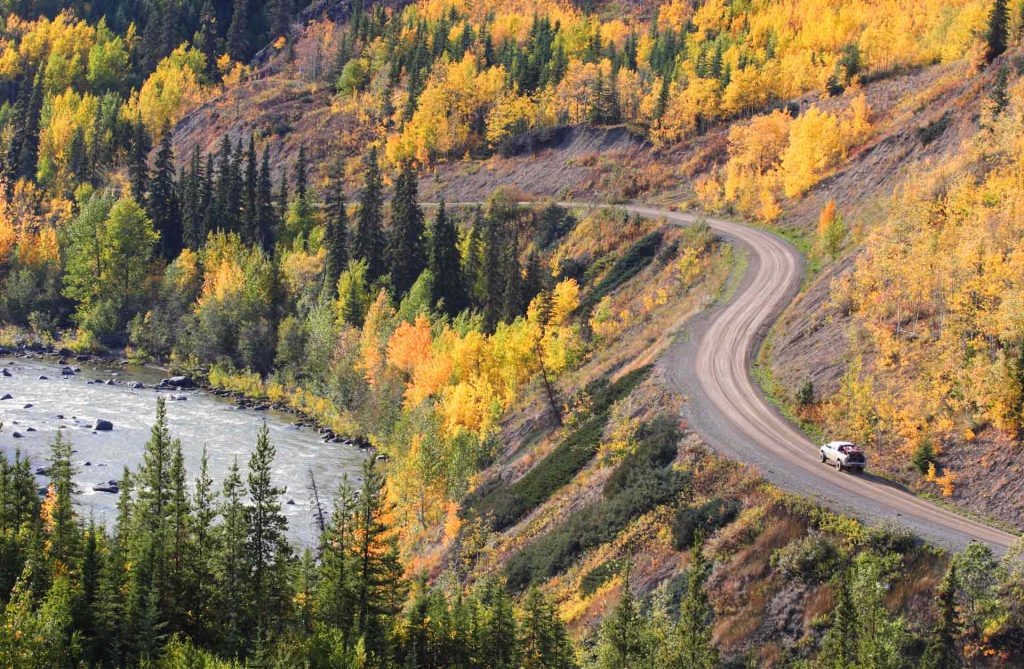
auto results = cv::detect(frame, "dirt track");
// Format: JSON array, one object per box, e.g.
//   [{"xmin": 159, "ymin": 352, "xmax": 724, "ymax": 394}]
[{"xmin": 611, "ymin": 204, "xmax": 1018, "ymax": 553}]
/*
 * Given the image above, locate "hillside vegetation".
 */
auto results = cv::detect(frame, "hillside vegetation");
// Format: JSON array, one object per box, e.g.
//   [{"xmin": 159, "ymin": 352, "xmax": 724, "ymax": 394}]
[{"xmin": 1, "ymin": 0, "xmax": 1024, "ymax": 667}]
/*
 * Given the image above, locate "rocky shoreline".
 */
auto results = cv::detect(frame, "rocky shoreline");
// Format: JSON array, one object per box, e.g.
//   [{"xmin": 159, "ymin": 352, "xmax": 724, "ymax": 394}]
[{"xmin": 0, "ymin": 342, "xmax": 375, "ymax": 454}]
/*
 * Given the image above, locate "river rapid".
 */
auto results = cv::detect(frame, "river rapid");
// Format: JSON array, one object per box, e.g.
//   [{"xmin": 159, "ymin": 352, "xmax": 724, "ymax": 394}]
[{"xmin": 0, "ymin": 357, "xmax": 366, "ymax": 547}]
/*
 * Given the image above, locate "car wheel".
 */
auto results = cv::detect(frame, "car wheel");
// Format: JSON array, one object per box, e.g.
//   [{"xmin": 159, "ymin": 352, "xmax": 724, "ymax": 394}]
[
  {"xmin": 820, "ymin": 451, "xmax": 826, "ymax": 463},
  {"xmin": 835, "ymin": 460, "xmax": 843, "ymax": 472}
]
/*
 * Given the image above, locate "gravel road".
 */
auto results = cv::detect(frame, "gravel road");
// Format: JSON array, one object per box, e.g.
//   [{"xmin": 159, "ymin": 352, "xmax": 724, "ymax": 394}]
[{"xmin": 619, "ymin": 204, "xmax": 1017, "ymax": 554}]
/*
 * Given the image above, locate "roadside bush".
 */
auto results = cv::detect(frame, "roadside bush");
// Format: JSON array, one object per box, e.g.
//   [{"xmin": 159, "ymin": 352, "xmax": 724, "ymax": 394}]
[
  {"xmin": 671, "ymin": 498, "xmax": 741, "ymax": 550},
  {"xmin": 864, "ymin": 522, "xmax": 918, "ymax": 555},
  {"xmin": 796, "ymin": 378, "xmax": 815, "ymax": 407},
  {"xmin": 770, "ymin": 532, "xmax": 840, "ymax": 583}
]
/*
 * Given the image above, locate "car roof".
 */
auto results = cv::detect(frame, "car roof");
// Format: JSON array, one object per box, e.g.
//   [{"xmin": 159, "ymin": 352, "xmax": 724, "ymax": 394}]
[{"xmin": 826, "ymin": 441, "xmax": 855, "ymax": 447}]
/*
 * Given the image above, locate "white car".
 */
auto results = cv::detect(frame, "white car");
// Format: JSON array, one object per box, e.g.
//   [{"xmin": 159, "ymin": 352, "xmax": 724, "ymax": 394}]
[{"xmin": 819, "ymin": 441, "xmax": 866, "ymax": 473}]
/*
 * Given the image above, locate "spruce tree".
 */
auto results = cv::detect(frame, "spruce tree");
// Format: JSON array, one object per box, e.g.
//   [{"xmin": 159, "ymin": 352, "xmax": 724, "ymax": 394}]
[
  {"xmin": 226, "ymin": 0, "xmax": 250, "ymax": 62},
  {"xmin": 246, "ymin": 423, "xmax": 291, "ymax": 633},
  {"xmin": 16, "ymin": 68, "xmax": 44, "ymax": 181},
  {"xmin": 986, "ymin": 0, "xmax": 1009, "ymax": 63},
  {"xmin": 315, "ymin": 476, "xmax": 359, "ymax": 634},
  {"xmin": 190, "ymin": 447, "xmax": 218, "ymax": 644},
  {"xmin": 257, "ymin": 147, "xmax": 276, "ymax": 252},
  {"xmin": 216, "ymin": 458, "xmax": 251, "ymax": 655},
  {"xmin": 819, "ymin": 569, "xmax": 858, "ymax": 669},
  {"xmin": 387, "ymin": 160, "xmax": 427, "ymax": 296},
  {"xmin": 323, "ymin": 164, "xmax": 349, "ymax": 296},
  {"xmin": 354, "ymin": 456, "xmax": 404, "ymax": 659},
  {"xmin": 214, "ymin": 135, "xmax": 234, "ymax": 232},
  {"xmin": 673, "ymin": 536, "xmax": 718, "ymax": 669},
  {"xmin": 428, "ymin": 199, "xmax": 468, "ymax": 316},
  {"xmin": 353, "ymin": 147, "xmax": 386, "ymax": 283},
  {"xmin": 128, "ymin": 116, "xmax": 151, "ymax": 207},
  {"xmin": 295, "ymin": 145, "xmax": 308, "ymax": 202},
  {"xmin": 182, "ymin": 145, "xmax": 204, "ymax": 249},
  {"xmin": 45, "ymin": 431, "xmax": 79, "ymax": 570},
  {"xmin": 595, "ymin": 571, "xmax": 649, "ymax": 668},
  {"xmin": 242, "ymin": 135, "xmax": 258, "ymax": 245},
  {"xmin": 919, "ymin": 564, "xmax": 962, "ymax": 669},
  {"xmin": 200, "ymin": 152, "xmax": 216, "ymax": 243},
  {"xmin": 149, "ymin": 123, "xmax": 183, "ymax": 259},
  {"xmin": 462, "ymin": 207, "xmax": 484, "ymax": 309}
]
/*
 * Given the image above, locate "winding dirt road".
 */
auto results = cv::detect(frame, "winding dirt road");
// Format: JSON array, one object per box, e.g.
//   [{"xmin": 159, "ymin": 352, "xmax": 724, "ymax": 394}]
[{"xmin": 619, "ymin": 204, "xmax": 1017, "ymax": 553}]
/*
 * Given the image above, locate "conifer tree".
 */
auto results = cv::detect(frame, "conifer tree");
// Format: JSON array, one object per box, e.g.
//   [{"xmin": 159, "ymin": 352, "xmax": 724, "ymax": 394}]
[
  {"xmin": 315, "ymin": 476, "xmax": 359, "ymax": 634},
  {"xmin": 353, "ymin": 456, "xmax": 404, "ymax": 659},
  {"xmin": 428, "ymin": 199, "xmax": 467, "ymax": 316},
  {"xmin": 388, "ymin": 160, "xmax": 427, "ymax": 296},
  {"xmin": 149, "ymin": 123, "xmax": 183, "ymax": 259},
  {"xmin": 242, "ymin": 135, "xmax": 258, "ymax": 245},
  {"xmin": 920, "ymin": 564, "xmax": 962, "ymax": 669},
  {"xmin": 818, "ymin": 569, "xmax": 858, "ymax": 669},
  {"xmin": 295, "ymin": 145, "xmax": 308, "ymax": 202},
  {"xmin": 353, "ymin": 147, "xmax": 386, "ymax": 283},
  {"xmin": 257, "ymin": 146, "xmax": 276, "ymax": 253},
  {"xmin": 128, "ymin": 116, "xmax": 151, "ymax": 207},
  {"xmin": 190, "ymin": 447, "xmax": 218, "ymax": 644},
  {"xmin": 226, "ymin": 0, "xmax": 250, "ymax": 62},
  {"xmin": 672, "ymin": 535, "xmax": 718, "ymax": 669},
  {"xmin": 216, "ymin": 457, "xmax": 251, "ymax": 656},
  {"xmin": 15, "ymin": 69, "xmax": 44, "ymax": 181},
  {"xmin": 214, "ymin": 136, "xmax": 234, "ymax": 232},
  {"xmin": 986, "ymin": 0, "xmax": 1009, "ymax": 63},
  {"xmin": 246, "ymin": 423, "xmax": 291, "ymax": 633},
  {"xmin": 595, "ymin": 572, "xmax": 649, "ymax": 668},
  {"xmin": 463, "ymin": 207, "xmax": 484, "ymax": 308},
  {"xmin": 520, "ymin": 587, "xmax": 574, "ymax": 669},
  {"xmin": 323, "ymin": 164, "xmax": 349, "ymax": 296},
  {"xmin": 45, "ymin": 431, "xmax": 78, "ymax": 570}
]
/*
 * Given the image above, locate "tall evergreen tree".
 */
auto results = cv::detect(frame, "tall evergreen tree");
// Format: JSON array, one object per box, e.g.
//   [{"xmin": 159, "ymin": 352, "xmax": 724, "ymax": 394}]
[
  {"xmin": 246, "ymin": 423, "xmax": 291, "ymax": 633},
  {"xmin": 226, "ymin": 0, "xmax": 250, "ymax": 62},
  {"xmin": 920, "ymin": 564, "xmax": 962, "ymax": 669},
  {"xmin": 45, "ymin": 432, "xmax": 79, "ymax": 570},
  {"xmin": 672, "ymin": 536, "xmax": 718, "ymax": 669},
  {"xmin": 595, "ymin": 571, "xmax": 649, "ymax": 668},
  {"xmin": 986, "ymin": 0, "xmax": 1009, "ymax": 63},
  {"xmin": 242, "ymin": 135, "xmax": 258, "ymax": 245},
  {"xmin": 428, "ymin": 199, "xmax": 467, "ymax": 316},
  {"xmin": 387, "ymin": 160, "xmax": 427, "ymax": 296},
  {"xmin": 294, "ymin": 145, "xmax": 308, "ymax": 202},
  {"xmin": 149, "ymin": 123, "xmax": 183, "ymax": 259},
  {"xmin": 323, "ymin": 163, "xmax": 349, "ymax": 296},
  {"xmin": 353, "ymin": 456, "xmax": 404, "ymax": 660},
  {"xmin": 819, "ymin": 569, "xmax": 858, "ymax": 669},
  {"xmin": 182, "ymin": 145, "xmax": 205, "ymax": 249},
  {"xmin": 216, "ymin": 457, "xmax": 251, "ymax": 656},
  {"xmin": 128, "ymin": 116, "xmax": 151, "ymax": 207},
  {"xmin": 15, "ymin": 68, "xmax": 44, "ymax": 181},
  {"xmin": 314, "ymin": 476, "xmax": 359, "ymax": 635},
  {"xmin": 200, "ymin": 152, "xmax": 216, "ymax": 243},
  {"xmin": 256, "ymin": 146, "xmax": 276, "ymax": 252},
  {"xmin": 353, "ymin": 147, "xmax": 386, "ymax": 283}
]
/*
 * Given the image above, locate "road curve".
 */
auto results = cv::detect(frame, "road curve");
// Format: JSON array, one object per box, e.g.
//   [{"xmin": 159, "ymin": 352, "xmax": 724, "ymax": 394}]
[
  {"xmin": 618, "ymin": 204, "xmax": 1017, "ymax": 554},
  {"xmin": 438, "ymin": 200, "xmax": 1018, "ymax": 552}
]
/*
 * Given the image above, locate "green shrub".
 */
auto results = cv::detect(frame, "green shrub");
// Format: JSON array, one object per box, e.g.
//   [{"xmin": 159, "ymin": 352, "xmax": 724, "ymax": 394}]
[
  {"xmin": 796, "ymin": 378, "xmax": 815, "ymax": 407},
  {"xmin": 671, "ymin": 498, "xmax": 740, "ymax": 550},
  {"xmin": 770, "ymin": 532, "xmax": 839, "ymax": 584},
  {"xmin": 911, "ymin": 441, "xmax": 935, "ymax": 475},
  {"xmin": 864, "ymin": 522, "xmax": 918, "ymax": 555},
  {"xmin": 581, "ymin": 559, "xmax": 624, "ymax": 596}
]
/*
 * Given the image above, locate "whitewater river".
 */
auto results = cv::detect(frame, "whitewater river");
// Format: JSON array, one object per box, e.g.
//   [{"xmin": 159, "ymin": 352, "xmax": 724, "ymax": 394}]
[{"xmin": 0, "ymin": 358, "xmax": 366, "ymax": 547}]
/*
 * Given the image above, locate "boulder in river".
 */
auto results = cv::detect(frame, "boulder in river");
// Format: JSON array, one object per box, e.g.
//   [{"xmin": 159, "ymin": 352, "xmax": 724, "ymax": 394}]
[
  {"xmin": 37, "ymin": 375, "xmax": 48, "ymax": 380},
  {"xmin": 92, "ymin": 482, "xmax": 119, "ymax": 494},
  {"xmin": 22, "ymin": 403, "xmax": 32, "ymax": 408},
  {"xmin": 1, "ymin": 368, "xmax": 11, "ymax": 376},
  {"xmin": 75, "ymin": 354, "xmax": 91, "ymax": 362},
  {"xmin": 92, "ymin": 419, "xmax": 114, "ymax": 431},
  {"xmin": 160, "ymin": 375, "xmax": 196, "ymax": 388},
  {"xmin": 0, "ymin": 393, "xmax": 10, "ymax": 400},
  {"xmin": 129, "ymin": 381, "xmax": 143, "ymax": 389},
  {"xmin": 105, "ymin": 379, "xmax": 115, "ymax": 385},
  {"xmin": 61, "ymin": 366, "xmax": 74, "ymax": 376},
  {"xmin": 11, "ymin": 432, "xmax": 22, "ymax": 438}
]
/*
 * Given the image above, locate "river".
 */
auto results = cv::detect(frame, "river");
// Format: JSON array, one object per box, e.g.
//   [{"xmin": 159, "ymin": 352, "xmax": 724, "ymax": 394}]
[{"xmin": 0, "ymin": 357, "xmax": 366, "ymax": 547}]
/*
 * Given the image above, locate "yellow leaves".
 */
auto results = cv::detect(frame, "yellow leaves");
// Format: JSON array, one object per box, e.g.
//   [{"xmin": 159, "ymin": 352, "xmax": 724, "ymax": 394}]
[
  {"xmin": 780, "ymin": 105, "xmax": 843, "ymax": 198},
  {"xmin": 387, "ymin": 315, "xmax": 433, "ymax": 374},
  {"xmin": 485, "ymin": 91, "xmax": 537, "ymax": 148},
  {"xmin": 386, "ymin": 53, "xmax": 505, "ymax": 165},
  {"xmin": 198, "ymin": 257, "xmax": 244, "ymax": 306},
  {"xmin": 548, "ymin": 278, "xmax": 580, "ymax": 326},
  {"xmin": 125, "ymin": 44, "xmax": 207, "ymax": 138},
  {"xmin": 926, "ymin": 462, "xmax": 957, "ymax": 497}
]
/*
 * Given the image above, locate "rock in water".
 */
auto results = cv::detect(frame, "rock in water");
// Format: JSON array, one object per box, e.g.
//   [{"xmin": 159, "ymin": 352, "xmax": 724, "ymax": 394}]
[{"xmin": 92, "ymin": 419, "xmax": 113, "ymax": 431}]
